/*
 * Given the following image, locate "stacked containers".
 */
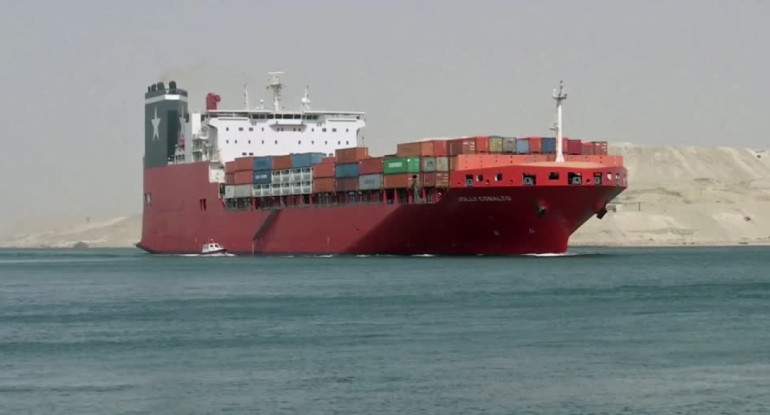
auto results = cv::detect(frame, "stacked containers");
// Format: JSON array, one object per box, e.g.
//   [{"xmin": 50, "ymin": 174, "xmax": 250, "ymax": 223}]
[
  {"xmin": 383, "ymin": 156, "xmax": 420, "ymax": 189},
  {"xmin": 312, "ymin": 158, "xmax": 335, "ymax": 193},
  {"xmin": 448, "ymin": 136, "xmax": 490, "ymax": 156},
  {"xmin": 359, "ymin": 157, "xmax": 384, "ymax": 191},
  {"xmin": 334, "ymin": 147, "xmax": 369, "ymax": 192}
]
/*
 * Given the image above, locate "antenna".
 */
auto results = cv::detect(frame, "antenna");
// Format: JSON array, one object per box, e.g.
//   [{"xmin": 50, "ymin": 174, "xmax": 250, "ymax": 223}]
[
  {"xmin": 301, "ymin": 85, "xmax": 311, "ymax": 111},
  {"xmin": 243, "ymin": 83, "xmax": 250, "ymax": 110},
  {"xmin": 266, "ymin": 72, "xmax": 284, "ymax": 112},
  {"xmin": 552, "ymin": 80, "xmax": 568, "ymax": 163},
  {"xmin": 259, "ymin": 98, "xmax": 264, "ymax": 110}
]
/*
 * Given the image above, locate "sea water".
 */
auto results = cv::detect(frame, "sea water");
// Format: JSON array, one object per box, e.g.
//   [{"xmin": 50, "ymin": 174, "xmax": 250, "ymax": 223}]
[{"xmin": 0, "ymin": 247, "xmax": 768, "ymax": 414}]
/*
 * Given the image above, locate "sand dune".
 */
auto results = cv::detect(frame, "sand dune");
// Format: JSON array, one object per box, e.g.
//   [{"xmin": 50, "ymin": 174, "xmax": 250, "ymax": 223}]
[{"xmin": 2, "ymin": 144, "xmax": 768, "ymax": 248}]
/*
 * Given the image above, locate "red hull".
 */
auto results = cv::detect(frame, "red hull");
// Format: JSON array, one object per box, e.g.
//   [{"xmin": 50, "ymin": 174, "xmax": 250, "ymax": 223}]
[{"xmin": 139, "ymin": 162, "xmax": 626, "ymax": 255}]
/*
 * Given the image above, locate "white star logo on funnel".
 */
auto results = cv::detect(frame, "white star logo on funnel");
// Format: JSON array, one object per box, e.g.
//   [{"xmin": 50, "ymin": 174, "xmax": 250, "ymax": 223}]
[{"xmin": 151, "ymin": 107, "xmax": 161, "ymax": 140}]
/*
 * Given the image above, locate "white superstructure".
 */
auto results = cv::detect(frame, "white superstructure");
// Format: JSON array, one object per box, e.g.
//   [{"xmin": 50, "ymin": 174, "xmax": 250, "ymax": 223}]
[{"xmin": 172, "ymin": 72, "xmax": 366, "ymax": 166}]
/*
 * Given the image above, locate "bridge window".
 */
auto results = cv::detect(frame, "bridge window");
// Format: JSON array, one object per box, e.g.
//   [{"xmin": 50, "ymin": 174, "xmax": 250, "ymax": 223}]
[
  {"xmin": 332, "ymin": 128, "xmax": 337, "ymax": 132},
  {"xmin": 324, "ymin": 141, "xmax": 328, "ymax": 145},
  {"xmin": 549, "ymin": 172, "xmax": 560, "ymax": 180},
  {"xmin": 226, "ymin": 127, "xmax": 229, "ymax": 131},
  {"xmin": 346, "ymin": 128, "xmax": 349, "ymax": 132},
  {"xmin": 249, "ymin": 127, "xmax": 253, "ymax": 132},
  {"xmin": 274, "ymin": 140, "xmax": 278, "ymax": 145},
  {"xmin": 238, "ymin": 127, "xmax": 243, "ymax": 131},
  {"xmin": 322, "ymin": 128, "xmax": 327, "ymax": 132},
  {"xmin": 248, "ymin": 140, "xmax": 251, "ymax": 144},
  {"xmin": 261, "ymin": 140, "xmax": 264, "ymax": 144},
  {"xmin": 225, "ymin": 140, "xmax": 229, "ymax": 144}
]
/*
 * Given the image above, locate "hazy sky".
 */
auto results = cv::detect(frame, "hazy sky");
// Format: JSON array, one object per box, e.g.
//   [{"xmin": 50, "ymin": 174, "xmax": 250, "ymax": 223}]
[{"xmin": 1, "ymin": 0, "xmax": 768, "ymax": 226}]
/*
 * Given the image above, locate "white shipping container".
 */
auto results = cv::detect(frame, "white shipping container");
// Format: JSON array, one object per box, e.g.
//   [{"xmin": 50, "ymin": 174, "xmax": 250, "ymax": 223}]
[
  {"xmin": 224, "ymin": 185, "xmax": 236, "ymax": 199},
  {"xmin": 359, "ymin": 174, "xmax": 383, "ymax": 190},
  {"xmin": 422, "ymin": 157, "xmax": 436, "ymax": 173},
  {"xmin": 435, "ymin": 156, "xmax": 449, "ymax": 171},
  {"xmin": 234, "ymin": 184, "xmax": 252, "ymax": 198}
]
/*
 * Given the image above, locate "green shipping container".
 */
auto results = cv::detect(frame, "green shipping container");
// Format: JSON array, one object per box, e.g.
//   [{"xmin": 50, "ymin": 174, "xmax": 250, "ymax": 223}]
[{"xmin": 383, "ymin": 157, "xmax": 421, "ymax": 175}]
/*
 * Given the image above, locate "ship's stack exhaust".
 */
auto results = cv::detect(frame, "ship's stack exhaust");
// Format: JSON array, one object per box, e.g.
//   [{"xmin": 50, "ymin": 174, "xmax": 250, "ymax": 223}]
[{"xmin": 144, "ymin": 81, "xmax": 189, "ymax": 169}]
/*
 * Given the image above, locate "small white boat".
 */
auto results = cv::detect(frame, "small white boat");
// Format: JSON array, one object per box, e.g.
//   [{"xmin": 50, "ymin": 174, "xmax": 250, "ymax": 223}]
[{"xmin": 201, "ymin": 240, "xmax": 228, "ymax": 255}]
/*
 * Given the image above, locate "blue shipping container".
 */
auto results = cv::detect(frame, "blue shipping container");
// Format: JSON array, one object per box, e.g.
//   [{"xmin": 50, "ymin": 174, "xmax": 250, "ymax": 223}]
[
  {"xmin": 516, "ymin": 139, "xmax": 530, "ymax": 154},
  {"xmin": 252, "ymin": 170, "xmax": 272, "ymax": 185},
  {"xmin": 253, "ymin": 156, "xmax": 273, "ymax": 171},
  {"xmin": 335, "ymin": 163, "xmax": 360, "ymax": 178},
  {"xmin": 542, "ymin": 137, "xmax": 556, "ymax": 153},
  {"xmin": 291, "ymin": 152, "xmax": 324, "ymax": 169}
]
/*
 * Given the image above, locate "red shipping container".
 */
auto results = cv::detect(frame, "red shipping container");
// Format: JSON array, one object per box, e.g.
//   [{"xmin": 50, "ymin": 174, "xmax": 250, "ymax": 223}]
[
  {"xmin": 225, "ymin": 162, "xmax": 236, "ymax": 174},
  {"xmin": 322, "ymin": 156, "xmax": 335, "ymax": 164},
  {"xmin": 234, "ymin": 170, "xmax": 253, "ymax": 185},
  {"xmin": 581, "ymin": 142, "xmax": 595, "ymax": 155},
  {"xmin": 359, "ymin": 157, "xmax": 384, "ymax": 174},
  {"xmin": 568, "ymin": 139, "xmax": 583, "ymax": 155},
  {"xmin": 592, "ymin": 141, "xmax": 608, "ymax": 155},
  {"xmin": 225, "ymin": 173, "xmax": 235, "ymax": 185},
  {"xmin": 335, "ymin": 177, "xmax": 359, "ymax": 192},
  {"xmin": 432, "ymin": 140, "xmax": 448, "ymax": 156},
  {"xmin": 313, "ymin": 163, "xmax": 335, "ymax": 178},
  {"xmin": 396, "ymin": 142, "xmax": 421, "ymax": 157},
  {"xmin": 422, "ymin": 172, "xmax": 436, "ymax": 187},
  {"xmin": 474, "ymin": 136, "xmax": 490, "ymax": 154},
  {"xmin": 335, "ymin": 147, "xmax": 369, "ymax": 163},
  {"xmin": 313, "ymin": 178, "xmax": 335, "ymax": 193},
  {"xmin": 383, "ymin": 173, "xmax": 413, "ymax": 189},
  {"xmin": 272, "ymin": 155, "xmax": 292, "ymax": 170},
  {"xmin": 529, "ymin": 137, "xmax": 543, "ymax": 154},
  {"xmin": 448, "ymin": 138, "xmax": 475, "ymax": 156},
  {"xmin": 233, "ymin": 156, "xmax": 253, "ymax": 172}
]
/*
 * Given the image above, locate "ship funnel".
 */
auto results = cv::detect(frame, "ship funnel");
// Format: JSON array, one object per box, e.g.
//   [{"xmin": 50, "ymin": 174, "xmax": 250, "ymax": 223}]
[{"xmin": 169, "ymin": 81, "xmax": 177, "ymax": 90}]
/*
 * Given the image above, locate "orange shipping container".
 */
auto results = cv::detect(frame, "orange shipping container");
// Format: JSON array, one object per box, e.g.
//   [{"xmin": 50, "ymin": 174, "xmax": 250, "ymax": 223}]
[
  {"xmin": 335, "ymin": 147, "xmax": 369, "ymax": 163},
  {"xmin": 383, "ymin": 173, "xmax": 414, "ymax": 189},
  {"xmin": 234, "ymin": 170, "xmax": 253, "ymax": 185},
  {"xmin": 225, "ymin": 162, "xmax": 237, "ymax": 174},
  {"xmin": 581, "ymin": 142, "xmax": 595, "ymax": 155},
  {"xmin": 592, "ymin": 141, "xmax": 608, "ymax": 155},
  {"xmin": 313, "ymin": 162, "xmax": 335, "ymax": 178},
  {"xmin": 359, "ymin": 157, "xmax": 384, "ymax": 174},
  {"xmin": 450, "ymin": 154, "xmax": 554, "ymax": 171},
  {"xmin": 233, "ymin": 156, "xmax": 253, "ymax": 172},
  {"xmin": 529, "ymin": 137, "xmax": 543, "ymax": 154},
  {"xmin": 272, "ymin": 155, "xmax": 292, "ymax": 170},
  {"xmin": 335, "ymin": 177, "xmax": 359, "ymax": 192},
  {"xmin": 322, "ymin": 156, "xmax": 335, "ymax": 164},
  {"xmin": 225, "ymin": 173, "xmax": 235, "ymax": 185},
  {"xmin": 313, "ymin": 178, "xmax": 335, "ymax": 193},
  {"xmin": 396, "ymin": 141, "xmax": 435, "ymax": 157}
]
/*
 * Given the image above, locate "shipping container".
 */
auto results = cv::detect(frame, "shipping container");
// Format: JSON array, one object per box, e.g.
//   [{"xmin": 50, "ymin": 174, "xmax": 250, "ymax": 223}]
[
  {"xmin": 529, "ymin": 137, "xmax": 542, "ymax": 153},
  {"xmin": 233, "ymin": 156, "xmax": 253, "ymax": 172},
  {"xmin": 252, "ymin": 156, "xmax": 272, "ymax": 171},
  {"xmin": 581, "ymin": 142, "xmax": 595, "ymax": 155},
  {"xmin": 542, "ymin": 137, "xmax": 556, "ymax": 153},
  {"xmin": 233, "ymin": 184, "xmax": 252, "ymax": 198},
  {"xmin": 592, "ymin": 141, "xmax": 608, "ymax": 155},
  {"xmin": 450, "ymin": 154, "xmax": 554, "ymax": 171},
  {"xmin": 435, "ymin": 156, "xmax": 449, "ymax": 171},
  {"xmin": 335, "ymin": 177, "xmax": 359, "ymax": 192},
  {"xmin": 567, "ymin": 139, "xmax": 582, "ymax": 155},
  {"xmin": 432, "ymin": 140, "xmax": 448, "ymax": 156},
  {"xmin": 322, "ymin": 156, "xmax": 335, "ymax": 164},
  {"xmin": 225, "ymin": 173, "xmax": 235, "ymax": 185},
  {"xmin": 225, "ymin": 162, "xmax": 236, "ymax": 174},
  {"xmin": 224, "ymin": 185, "xmax": 235, "ymax": 199},
  {"xmin": 312, "ymin": 177, "xmax": 335, "ymax": 193},
  {"xmin": 422, "ymin": 172, "xmax": 450, "ymax": 188},
  {"xmin": 448, "ymin": 138, "xmax": 474, "ymax": 156},
  {"xmin": 359, "ymin": 157, "xmax": 384, "ymax": 175},
  {"xmin": 335, "ymin": 147, "xmax": 369, "ymax": 163},
  {"xmin": 516, "ymin": 138, "xmax": 530, "ymax": 154},
  {"xmin": 383, "ymin": 157, "xmax": 421, "ymax": 175},
  {"xmin": 359, "ymin": 174, "xmax": 383, "ymax": 190},
  {"xmin": 335, "ymin": 162, "xmax": 360, "ymax": 178},
  {"xmin": 475, "ymin": 136, "xmax": 490, "ymax": 153},
  {"xmin": 383, "ymin": 173, "xmax": 414, "ymax": 189},
  {"xmin": 489, "ymin": 136, "xmax": 503, "ymax": 153},
  {"xmin": 397, "ymin": 141, "xmax": 435, "ymax": 157},
  {"xmin": 252, "ymin": 170, "xmax": 272, "ymax": 185},
  {"xmin": 422, "ymin": 157, "xmax": 436, "ymax": 172},
  {"xmin": 502, "ymin": 137, "xmax": 517, "ymax": 153},
  {"xmin": 272, "ymin": 155, "xmax": 292, "ymax": 170},
  {"xmin": 313, "ymin": 162, "xmax": 335, "ymax": 178},
  {"xmin": 234, "ymin": 170, "xmax": 254, "ymax": 185},
  {"xmin": 291, "ymin": 152, "xmax": 324, "ymax": 169}
]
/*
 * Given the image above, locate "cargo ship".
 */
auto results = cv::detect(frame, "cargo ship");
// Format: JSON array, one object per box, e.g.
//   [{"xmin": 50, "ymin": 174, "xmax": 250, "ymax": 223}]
[{"xmin": 138, "ymin": 73, "xmax": 627, "ymax": 255}]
